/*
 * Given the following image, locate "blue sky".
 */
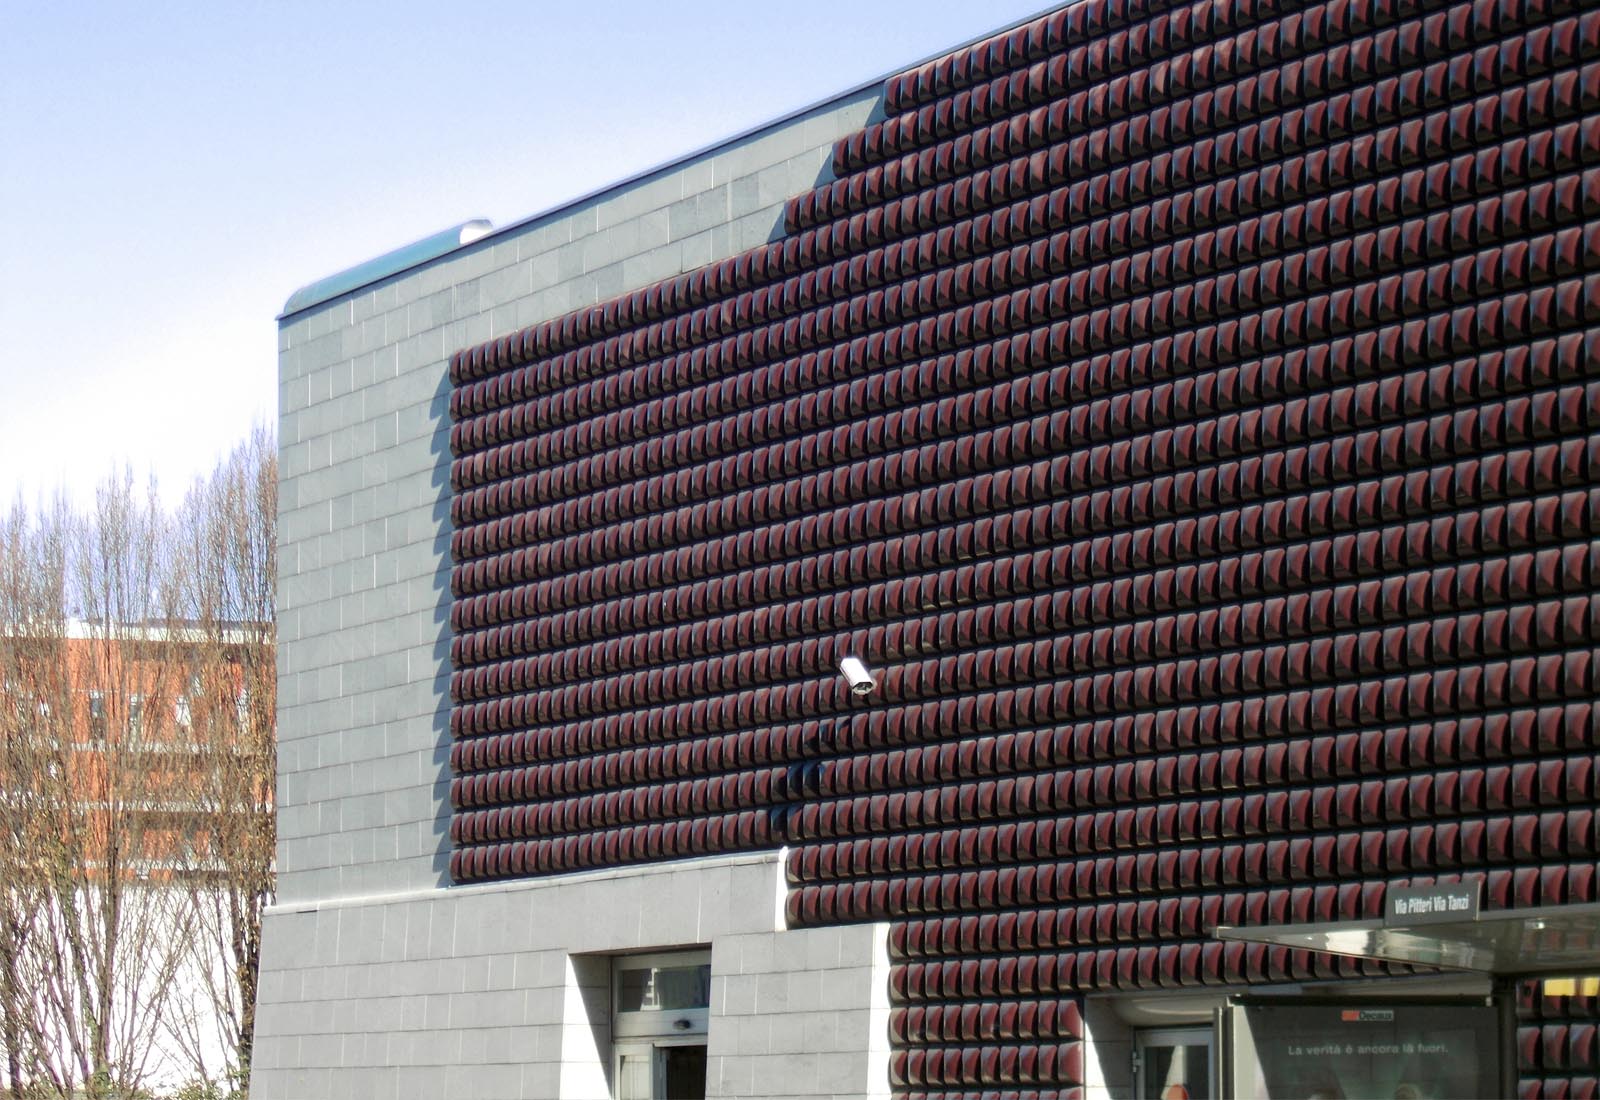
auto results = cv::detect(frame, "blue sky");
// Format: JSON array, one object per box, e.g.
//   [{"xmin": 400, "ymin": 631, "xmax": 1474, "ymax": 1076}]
[{"xmin": 0, "ymin": 1, "xmax": 1049, "ymax": 506}]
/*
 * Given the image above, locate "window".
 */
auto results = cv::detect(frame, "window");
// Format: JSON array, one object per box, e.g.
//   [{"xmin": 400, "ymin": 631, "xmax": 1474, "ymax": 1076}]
[
  {"xmin": 2, "ymin": 680, "xmax": 26, "ymax": 726},
  {"xmin": 613, "ymin": 950, "xmax": 710, "ymax": 1100},
  {"xmin": 614, "ymin": 954, "xmax": 711, "ymax": 1026},
  {"xmin": 87, "ymin": 692, "xmax": 107, "ymax": 741},
  {"xmin": 174, "ymin": 675, "xmax": 198, "ymax": 730}
]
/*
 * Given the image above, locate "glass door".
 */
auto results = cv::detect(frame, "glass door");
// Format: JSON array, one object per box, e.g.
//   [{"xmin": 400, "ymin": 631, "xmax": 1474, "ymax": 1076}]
[
  {"xmin": 613, "ymin": 950, "xmax": 711, "ymax": 1100},
  {"xmin": 1136, "ymin": 1026, "xmax": 1215, "ymax": 1100},
  {"xmin": 658, "ymin": 1043, "xmax": 707, "ymax": 1099},
  {"xmin": 615, "ymin": 1040, "xmax": 706, "ymax": 1100},
  {"xmin": 616, "ymin": 1045, "xmax": 654, "ymax": 1100}
]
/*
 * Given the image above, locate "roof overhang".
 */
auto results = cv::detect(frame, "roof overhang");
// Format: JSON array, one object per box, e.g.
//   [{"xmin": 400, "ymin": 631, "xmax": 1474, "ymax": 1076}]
[{"xmin": 1216, "ymin": 901, "xmax": 1600, "ymax": 977}]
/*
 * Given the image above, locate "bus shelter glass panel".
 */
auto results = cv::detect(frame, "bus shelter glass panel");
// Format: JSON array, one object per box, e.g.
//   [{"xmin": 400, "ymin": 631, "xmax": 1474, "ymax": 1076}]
[{"xmin": 1227, "ymin": 1001, "xmax": 1499, "ymax": 1099}]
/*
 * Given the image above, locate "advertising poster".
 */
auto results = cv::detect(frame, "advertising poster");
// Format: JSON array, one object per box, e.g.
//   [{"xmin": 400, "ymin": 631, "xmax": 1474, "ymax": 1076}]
[{"xmin": 1231, "ymin": 1002, "xmax": 1499, "ymax": 1099}]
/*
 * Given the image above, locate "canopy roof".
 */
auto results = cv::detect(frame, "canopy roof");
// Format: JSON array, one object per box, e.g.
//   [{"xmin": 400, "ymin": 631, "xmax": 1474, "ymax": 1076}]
[{"xmin": 1216, "ymin": 902, "xmax": 1600, "ymax": 977}]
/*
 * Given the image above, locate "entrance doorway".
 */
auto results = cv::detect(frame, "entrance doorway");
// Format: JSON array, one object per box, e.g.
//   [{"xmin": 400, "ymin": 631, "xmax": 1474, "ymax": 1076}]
[
  {"xmin": 612, "ymin": 950, "xmax": 711, "ymax": 1100},
  {"xmin": 1135, "ymin": 1026, "xmax": 1215, "ymax": 1100}
]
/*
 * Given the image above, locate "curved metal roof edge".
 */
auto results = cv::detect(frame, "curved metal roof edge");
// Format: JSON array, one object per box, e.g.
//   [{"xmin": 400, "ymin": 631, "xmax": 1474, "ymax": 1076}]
[
  {"xmin": 276, "ymin": 0, "xmax": 1067, "ymax": 323},
  {"xmin": 280, "ymin": 220, "xmax": 494, "ymax": 318}
]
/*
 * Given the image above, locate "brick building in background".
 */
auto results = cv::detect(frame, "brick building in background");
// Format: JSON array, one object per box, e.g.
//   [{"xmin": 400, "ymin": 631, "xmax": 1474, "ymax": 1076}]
[
  {"xmin": 258, "ymin": 0, "xmax": 1600, "ymax": 1096},
  {"xmin": 0, "ymin": 619, "xmax": 263, "ymax": 1089}
]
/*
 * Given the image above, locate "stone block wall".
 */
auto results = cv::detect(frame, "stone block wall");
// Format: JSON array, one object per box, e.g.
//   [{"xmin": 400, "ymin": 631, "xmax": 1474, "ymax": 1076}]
[
  {"xmin": 709, "ymin": 922, "xmax": 893, "ymax": 1099},
  {"xmin": 251, "ymin": 852, "xmax": 891, "ymax": 1099}
]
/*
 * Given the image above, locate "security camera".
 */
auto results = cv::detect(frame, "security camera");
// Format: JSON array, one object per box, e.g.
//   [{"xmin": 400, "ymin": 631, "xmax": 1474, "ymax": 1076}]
[{"xmin": 839, "ymin": 656, "xmax": 876, "ymax": 696}]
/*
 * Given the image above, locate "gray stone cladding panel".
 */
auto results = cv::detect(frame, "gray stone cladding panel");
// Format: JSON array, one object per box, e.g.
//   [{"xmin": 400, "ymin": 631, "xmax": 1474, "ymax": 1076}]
[{"xmin": 250, "ymin": 853, "xmax": 891, "ymax": 1100}]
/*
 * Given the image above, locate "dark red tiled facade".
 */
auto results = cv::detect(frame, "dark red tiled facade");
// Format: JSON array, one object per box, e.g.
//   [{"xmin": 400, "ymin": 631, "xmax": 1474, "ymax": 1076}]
[{"xmin": 447, "ymin": 0, "xmax": 1600, "ymax": 1094}]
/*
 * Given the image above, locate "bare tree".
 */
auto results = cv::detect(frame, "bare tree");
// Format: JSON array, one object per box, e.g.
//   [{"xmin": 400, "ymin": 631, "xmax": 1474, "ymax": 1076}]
[
  {"xmin": 66, "ymin": 472, "xmax": 197, "ymax": 1094},
  {"xmin": 0, "ymin": 494, "xmax": 73, "ymax": 1096},
  {"xmin": 0, "ymin": 473, "xmax": 191, "ymax": 1096},
  {"xmin": 165, "ymin": 429, "xmax": 277, "ymax": 1094},
  {"xmin": 0, "ymin": 432, "xmax": 276, "ymax": 1099}
]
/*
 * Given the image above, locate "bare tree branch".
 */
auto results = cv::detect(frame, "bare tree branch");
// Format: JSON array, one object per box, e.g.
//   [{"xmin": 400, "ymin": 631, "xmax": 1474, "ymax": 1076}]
[
  {"xmin": 166, "ymin": 429, "xmax": 277, "ymax": 1094},
  {"xmin": 0, "ymin": 429, "xmax": 276, "ymax": 1099}
]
